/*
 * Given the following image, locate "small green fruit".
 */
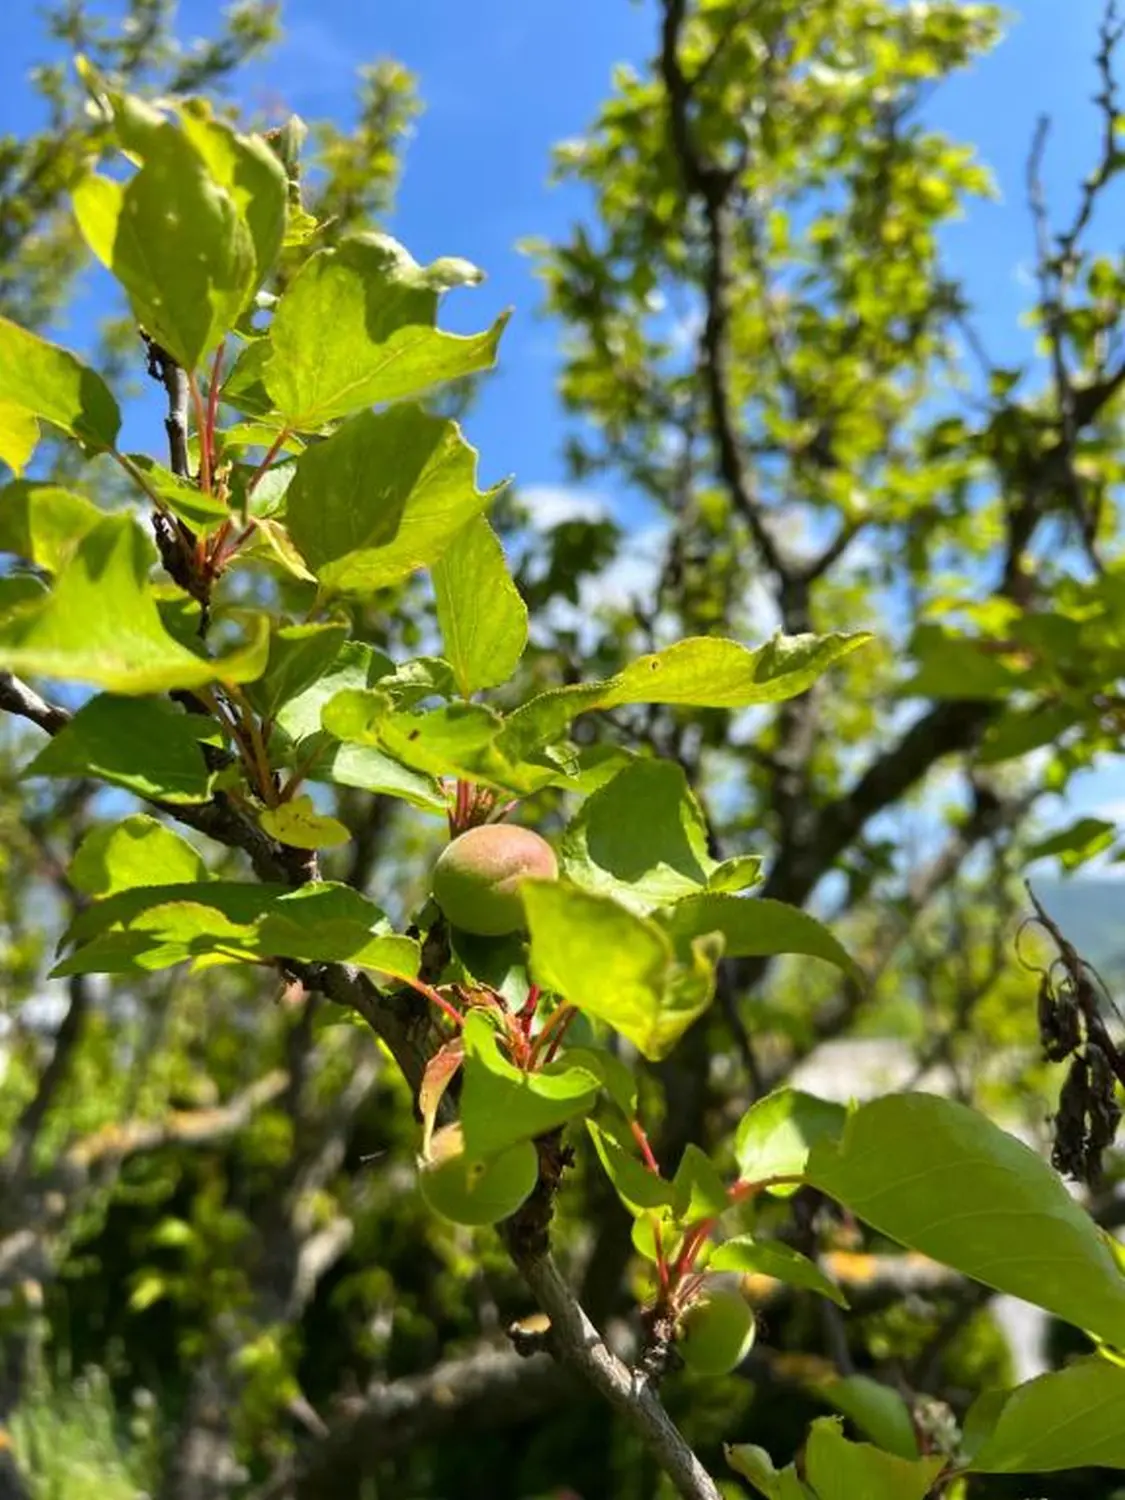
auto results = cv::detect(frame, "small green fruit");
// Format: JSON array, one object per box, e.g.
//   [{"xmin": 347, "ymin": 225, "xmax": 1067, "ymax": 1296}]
[
  {"xmin": 432, "ymin": 823, "xmax": 558, "ymax": 936},
  {"xmin": 418, "ymin": 1124, "xmax": 538, "ymax": 1225},
  {"xmin": 677, "ymin": 1289, "xmax": 756, "ymax": 1375}
]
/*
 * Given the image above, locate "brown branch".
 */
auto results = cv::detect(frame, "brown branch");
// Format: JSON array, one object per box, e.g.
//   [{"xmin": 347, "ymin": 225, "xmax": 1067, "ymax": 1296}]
[
  {"xmin": 0, "ymin": 673, "xmax": 69, "ymax": 735},
  {"xmin": 64, "ymin": 1068, "xmax": 290, "ymax": 1173},
  {"xmin": 511, "ymin": 1247, "xmax": 722, "ymax": 1500},
  {"xmin": 256, "ymin": 1347, "xmax": 567, "ymax": 1500},
  {"xmin": 143, "ymin": 334, "xmax": 192, "ymax": 480},
  {"xmin": 2, "ymin": 976, "xmax": 89, "ymax": 1190},
  {"xmin": 659, "ymin": 0, "xmax": 793, "ymax": 592},
  {"xmin": 1058, "ymin": 0, "xmax": 1125, "ymax": 271}
]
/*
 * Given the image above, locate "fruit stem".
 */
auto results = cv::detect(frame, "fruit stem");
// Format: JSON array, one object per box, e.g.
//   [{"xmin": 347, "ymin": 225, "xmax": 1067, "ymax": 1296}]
[
  {"xmin": 398, "ymin": 975, "xmax": 465, "ymax": 1030},
  {"xmin": 528, "ymin": 1003, "xmax": 576, "ymax": 1067},
  {"xmin": 631, "ymin": 1118, "xmax": 661, "ymax": 1176},
  {"xmin": 727, "ymin": 1173, "xmax": 804, "ymax": 1205},
  {"xmin": 517, "ymin": 983, "xmax": 541, "ymax": 1035}
]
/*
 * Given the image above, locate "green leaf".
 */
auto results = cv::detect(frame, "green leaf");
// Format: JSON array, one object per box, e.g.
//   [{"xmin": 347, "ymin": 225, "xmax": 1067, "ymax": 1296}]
[
  {"xmin": 707, "ymin": 855, "xmax": 763, "ymax": 893},
  {"xmin": 734, "ymin": 1089, "xmax": 846, "ymax": 1186},
  {"xmin": 0, "ymin": 482, "xmax": 104, "ymax": 573},
  {"xmin": 273, "ymin": 640, "xmax": 396, "ymax": 744},
  {"xmin": 263, "ymin": 233, "xmax": 506, "ymax": 428},
  {"xmin": 965, "ymin": 1360, "xmax": 1125, "ymax": 1472},
  {"xmin": 449, "ymin": 930, "xmax": 530, "ymax": 1011},
  {"xmin": 1027, "ymin": 817, "xmax": 1116, "ymax": 873},
  {"xmin": 724, "ymin": 1445, "xmax": 813, "ymax": 1499},
  {"xmin": 459, "ymin": 1010, "xmax": 600, "ymax": 1160},
  {"xmin": 500, "ymin": 631, "xmax": 871, "ymax": 758},
  {"xmin": 316, "ymin": 742, "xmax": 447, "ymax": 815},
  {"xmin": 178, "ymin": 105, "xmax": 288, "ymax": 297},
  {"xmin": 255, "ymin": 887, "xmax": 419, "ymax": 977},
  {"xmin": 0, "ymin": 316, "xmax": 120, "ymax": 451},
  {"xmin": 128, "ymin": 1271, "xmax": 169, "ymax": 1313},
  {"xmin": 0, "ymin": 578, "xmax": 47, "ymax": 616},
  {"xmin": 54, "ymin": 902, "xmax": 261, "ymax": 976},
  {"xmin": 523, "ymin": 881, "xmax": 716, "ymax": 1061},
  {"xmin": 631, "ymin": 1210, "xmax": 683, "ymax": 1265},
  {"xmin": 77, "ymin": 123, "xmax": 256, "ymax": 369},
  {"xmin": 57, "ymin": 879, "xmax": 418, "ymax": 981},
  {"xmin": 57, "ymin": 882, "xmax": 282, "ymax": 975},
  {"xmin": 259, "ymin": 795, "xmax": 350, "ymax": 849},
  {"xmin": 325, "ymin": 693, "xmax": 558, "ymax": 797},
  {"xmin": 599, "ymin": 632, "xmax": 873, "ymax": 708},
  {"xmin": 0, "ymin": 516, "xmax": 267, "ymax": 694},
  {"xmin": 978, "ymin": 701, "xmax": 1080, "ymax": 766},
  {"xmin": 70, "ymin": 816, "xmax": 211, "ymax": 897},
  {"xmin": 286, "ymin": 405, "xmax": 501, "ymax": 598},
  {"xmin": 561, "ymin": 1045, "xmax": 638, "ymax": 1116},
  {"xmin": 432, "ymin": 516, "xmax": 528, "ymax": 696},
  {"xmin": 419, "ymin": 1126, "xmax": 537, "ymax": 1227},
  {"xmin": 806, "ymin": 1094, "xmax": 1125, "ymax": 1347},
  {"xmin": 815, "ymin": 1376, "xmax": 919, "ymax": 1461},
  {"xmin": 585, "ymin": 1118, "xmax": 676, "ymax": 1215},
  {"xmin": 672, "ymin": 1144, "xmax": 729, "ymax": 1221},
  {"xmin": 25, "ymin": 694, "xmax": 216, "ymax": 804},
  {"xmin": 71, "ymin": 171, "xmax": 123, "ymax": 267},
  {"xmin": 709, "ymin": 1236, "xmax": 847, "ymax": 1307},
  {"xmin": 0, "ymin": 401, "xmax": 40, "ymax": 475},
  {"xmin": 902, "ymin": 626, "xmax": 1017, "ymax": 700},
  {"xmin": 327, "ymin": 697, "xmax": 498, "ymax": 779},
  {"xmin": 804, "ymin": 1417, "xmax": 944, "ymax": 1500},
  {"xmin": 560, "ymin": 760, "xmax": 718, "ymax": 913},
  {"xmin": 149, "ymin": 1216, "xmax": 195, "ymax": 1250},
  {"xmin": 249, "ymin": 622, "xmax": 350, "ymax": 722},
  {"xmin": 124, "ymin": 456, "xmax": 231, "ymax": 529},
  {"xmin": 661, "ymin": 894, "xmax": 864, "ymax": 986}
]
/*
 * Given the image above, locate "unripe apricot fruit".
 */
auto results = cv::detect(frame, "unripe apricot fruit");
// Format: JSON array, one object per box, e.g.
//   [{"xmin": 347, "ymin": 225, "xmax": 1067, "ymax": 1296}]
[
  {"xmin": 677, "ymin": 1290, "xmax": 756, "ymax": 1375},
  {"xmin": 431, "ymin": 823, "xmax": 558, "ymax": 936}
]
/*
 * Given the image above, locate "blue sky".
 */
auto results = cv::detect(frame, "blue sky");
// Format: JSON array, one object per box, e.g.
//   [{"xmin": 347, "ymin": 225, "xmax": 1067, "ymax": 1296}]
[{"xmin": 2, "ymin": 0, "xmax": 1124, "ymax": 862}]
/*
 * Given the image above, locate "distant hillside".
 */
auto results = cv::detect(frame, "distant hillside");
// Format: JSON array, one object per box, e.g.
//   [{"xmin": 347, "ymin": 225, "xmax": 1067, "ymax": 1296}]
[{"xmin": 1033, "ymin": 880, "xmax": 1125, "ymax": 983}]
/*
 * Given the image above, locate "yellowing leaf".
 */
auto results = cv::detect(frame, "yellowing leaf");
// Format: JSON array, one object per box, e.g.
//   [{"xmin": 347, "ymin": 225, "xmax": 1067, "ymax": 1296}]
[
  {"xmin": 0, "ymin": 401, "xmax": 40, "ymax": 475},
  {"xmin": 260, "ymin": 794, "xmax": 351, "ymax": 849}
]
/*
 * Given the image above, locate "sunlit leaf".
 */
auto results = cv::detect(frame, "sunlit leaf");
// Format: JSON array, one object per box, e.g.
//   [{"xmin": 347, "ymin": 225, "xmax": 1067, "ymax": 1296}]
[
  {"xmin": 807, "ymin": 1094, "xmax": 1125, "ymax": 1347},
  {"xmin": 263, "ymin": 233, "xmax": 506, "ymax": 428},
  {"xmin": 25, "ymin": 694, "xmax": 217, "ymax": 804},
  {"xmin": 0, "ymin": 517, "xmax": 267, "ymax": 694},
  {"xmin": 286, "ymin": 404, "xmax": 501, "ymax": 597},
  {"xmin": 459, "ymin": 1010, "xmax": 600, "ymax": 1160},
  {"xmin": 432, "ymin": 516, "xmax": 528, "ymax": 695},
  {"xmin": 0, "ymin": 317, "xmax": 120, "ymax": 451}
]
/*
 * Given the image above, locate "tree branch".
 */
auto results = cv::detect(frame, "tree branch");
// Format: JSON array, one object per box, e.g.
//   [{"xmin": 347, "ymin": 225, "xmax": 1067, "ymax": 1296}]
[
  {"xmin": 0, "ymin": 673, "xmax": 69, "ymax": 735},
  {"xmin": 2, "ymin": 976, "xmax": 89, "ymax": 1191},
  {"xmin": 0, "ymin": 675, "xmax": 437, "ymax": 1098},
  {"xmin": 64, "ymin": 1068, "xmax": 290, "ymax": 1174},
  {"xmin": 511, "ymin": 1247, "xmax": 722, "ymax": 1500},
  {"xmin": 256, "ymin": 1347, "xmax": 567, "ymax": 1500},
  {"xmin": 659, "ymin": 0, "xmax": 793, "ymax": 591}
]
